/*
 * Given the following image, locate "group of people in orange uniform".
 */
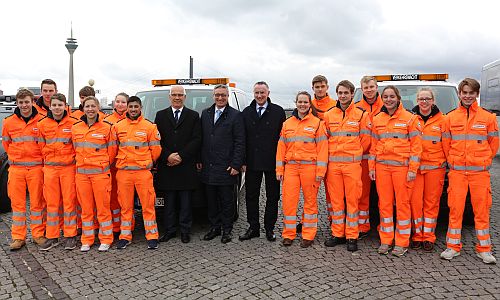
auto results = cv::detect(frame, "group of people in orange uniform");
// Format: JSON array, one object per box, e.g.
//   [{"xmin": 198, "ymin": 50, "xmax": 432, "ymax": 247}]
[
  {"xmin": 276, "ymin": 75, "xmax": 497, "ymax": 264},
  {"xmin": 2, "ymin": 75, "xmax": 498, "ymax": 264},
  {"xmin": 2, "ymin": 79, "xmax": 161, "ymax": 252}
]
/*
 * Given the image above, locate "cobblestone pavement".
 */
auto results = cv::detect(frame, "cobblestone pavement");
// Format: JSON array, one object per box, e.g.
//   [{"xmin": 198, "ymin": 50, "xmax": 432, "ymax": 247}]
[{"xmin": 1, "ymin": 158, "xmax": 500, "ymax": 299}]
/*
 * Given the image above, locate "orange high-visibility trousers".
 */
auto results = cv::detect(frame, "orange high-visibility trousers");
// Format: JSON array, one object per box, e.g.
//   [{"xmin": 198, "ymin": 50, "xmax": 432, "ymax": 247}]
[
  {"xmin": 446, "ymin": 170, "xmax": 492, "ymax": 253},
  {"xmin": 116, "ymin": 170, "xmax": 158, "ymax": 241},
  {"xmin": 282, "ymin": 164, "xmax": 319, "ymax": 241},
  {"xmin": 359, "ymin": 159, "xmax": 371, "ymax": 232},
  {"xmin": 8, "ymin": 166, "xmax": 45, "ymax": 240},
  {"xmin": 327, "ymin": 163, "xmax": 362, "ymax": 239},
  {"xmin": 375, "ymin": 164, "xmax": 413, "ymax": 248},
  {"xmin": 43, "ymin": 165, "xmax": 78, "ymax": 239},
  {"xmin": 110, "ymin": 167, "xmax": 121, "ymax": 234},
  {"xmin": 75, "ymin": 173, "xmax": 113, "ymax": 246},
  {"xmin": 410, "ymin": 168, "xmax": 445, "ymax": 243}
]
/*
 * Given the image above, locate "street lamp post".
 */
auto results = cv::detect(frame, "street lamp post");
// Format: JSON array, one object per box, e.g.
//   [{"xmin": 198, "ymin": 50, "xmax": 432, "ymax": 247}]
[{"xmin": 65, "ymin": 25, "xmax": 78, "ymax": 108}]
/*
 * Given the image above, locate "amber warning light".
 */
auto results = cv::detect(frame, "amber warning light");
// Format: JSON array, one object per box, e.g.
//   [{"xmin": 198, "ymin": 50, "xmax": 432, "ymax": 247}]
[
  {"xmin": 373, "ymin": 74, "xmax": 449, "ymax": 82},
  {"xmin": 152, "ymin": 78, "xmax": 230, "ymax": 86}
]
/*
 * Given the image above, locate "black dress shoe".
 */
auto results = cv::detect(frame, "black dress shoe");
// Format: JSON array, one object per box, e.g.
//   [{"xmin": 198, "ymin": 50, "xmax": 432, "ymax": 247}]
[
  {"xmin": 347, "ymin": 239, "xmax": 358, "ymax": 252},
  {"xmin": 265, "ymin": 230, "xmax": 276, "ymax": 242},
  {"xmin": 203, "ymin": 229, "xmax": 221, "ymax": 241},
  {"xmin": 221, "ymin": 232, "xmax": 232, "ymax": 244},
  {"xmin": 324, "ymin": 236, "xmax": 347, "ymax": 247},
  {"xmin": 181, "ymin": 233, "xmax": 191, "ymax": 244},
  {"xmin": 239, "ymin": 228, "xmax": 260, "ymax": 241},
  {"xmin": 159, "ymin": 232, "xmax": 176, "ymax": 242},
  {"xmin": 358, "ymin": 231, "xmax": 369, "ymax": 240}
]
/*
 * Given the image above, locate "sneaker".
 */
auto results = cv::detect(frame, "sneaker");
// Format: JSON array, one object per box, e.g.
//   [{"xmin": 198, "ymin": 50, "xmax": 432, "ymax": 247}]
[
  {"xmin": 392, "ymin": 246, "xmax": 408, "ymax": 257},
  {"xmin": 39, "ymin": 238, "xmax": 60, "ymax": 251},
  {"xmin": 80, "ymin": 244, "xmax": 91, "ymax": 252},
  {"xmin": 410, "ymin": 241, "xmax": 422, "ymax": 250},
  {"xmin": 10, "ymin": 239, "xmax": 26, "ymax": 251},
  {"xmin": 98, "ymin": 244, "xmax": 111, "ymax": 252},
  {"xmin": 64, "ymin": 237, "xmax": 77, "ymax": 250},
  {"xmin": 422, "ymin": 241, "xmax": 434, "ymax": 252},
  {"xmin": 147, "ymin": 239, "xmax": 159, "ymax": 250},
  {"xmin": 477, "ymin": 252, "xmax": 497, "ymax": 264},
  {"xmin": 116, "ymin": 239, "xmax": 132, "ymax": 250},
  {"xmin": 33, "ymin": 236, "xmax": 47, "ymax": 246},
  {"xmin": 440, "ymin": 248, "xmax": 460, "ymax": 260},
  {"xmin": 378, "ymin": 244, "xmax": 392, "ymax": 255}
]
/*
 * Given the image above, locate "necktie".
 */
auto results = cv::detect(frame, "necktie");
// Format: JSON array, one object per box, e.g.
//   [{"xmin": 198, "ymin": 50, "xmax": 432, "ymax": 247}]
[
  {"xmin": 174, "ymin": 110, "xmax": 180, "ymax": 123},
  {"xmin": 215, "ymin": 109, "xmax": 222, "ymax": 124},
  {"xmin": 258, "ymin": 106, "xmax": 264, "ymax": 117}
]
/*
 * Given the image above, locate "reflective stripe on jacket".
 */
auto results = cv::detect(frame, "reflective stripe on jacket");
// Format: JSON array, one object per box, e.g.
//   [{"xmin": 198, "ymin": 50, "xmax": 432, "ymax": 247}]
[
  {"xmin": 323, "ymin": 101, "xmax": 370, "ymax": 163},
  {"xmin": 113, "ymin": 115, "xmax": 162, "ymax": 170},
  {"xmin": 442, "ymin": 101, "xmax": 499, "ymax": 171},
  {"xmin": 38, "ymin": 112, "xmax": 79, "ymax": 166},
  {"xmin": 276, "ymin": 110, "xmax": 328, "ymax": 178},
  {"xmin": 369, "ymin": 103, "xmax": 422, "ymax": 172}
]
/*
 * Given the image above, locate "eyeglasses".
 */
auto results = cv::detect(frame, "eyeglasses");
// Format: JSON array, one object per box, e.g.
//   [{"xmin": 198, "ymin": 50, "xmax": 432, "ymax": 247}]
[
  {"xmin": 417, "ymin": 97, "xmax": 433, "ymax": 102},
  {"xmin": 214, "ymin": 94, "xmax": 228, "ymax": 98}
]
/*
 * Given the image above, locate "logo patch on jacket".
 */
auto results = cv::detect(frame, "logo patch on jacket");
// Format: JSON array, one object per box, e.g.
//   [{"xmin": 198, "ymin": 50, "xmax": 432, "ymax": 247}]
[
  {"xmin": 347, "ymin": 121, "xmax": 359, "ymax": 126},
  {"xmin": 472, "ymin": 124, "xmax": 486, "ymax": 129},
  {"xmin": 62, "ymin": 128, "xmax": 71, "ymax": 133},
  {"xmin": 303, "ymin": 127, "xmax": 315, "ymax": 132},
  {"xmin": 394, "ymin": 123, "xmax": 407, "ymax": 127},
  {"xmin": 135, "ymin": 131, "xmax": 147, "ymax": 137},
  {"xmin": 91, "ymin": 133, "xmax": 105, "ymax": 138},
  {"xmin": 32, "ymin": 127, "xmax": 39, "ymax": 132},
  {"xmin": 432, "ymin": 126, "xmax": 441, "ymax": 131}
]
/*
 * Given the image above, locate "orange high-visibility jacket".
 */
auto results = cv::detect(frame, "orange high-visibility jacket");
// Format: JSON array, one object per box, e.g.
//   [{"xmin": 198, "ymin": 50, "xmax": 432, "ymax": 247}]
[
  {"xmin": 355, "ymin": 93, "xmax": 383, "ymax": 120},
  {"xmin": 412, "ymin": 106, "xmax": 446, "ymax": 171},
  {"xmin": 312, "ymin": 95, "xmax": 337, "ymax": 120},
  {"xmin": 442, "ymin": 101, "xmax": 499, "ymax": 171},
  {"xmin": 112, "ymin": 115, "xmax": 161, "ymax": 170},
  {"xmin": 71, "ymin": 116, "xmax": 117, "ymax": 174},
  {"xmin": 276, "ymin": 110, "xmax": 328, "ymax": 178},
  {"xmin": 103, "ymin": 110, "xmax": 126, "ymax": 125},
  {"xmin": 1, "ymin": 108, "xmax": 43, "ymax": 167},
  {"xmin": 38, "ymin": 111, "xmax": 79, "ymax": 166},
  {"xmin": 369, "ymin": 103, "xmax": 422, "ymax": 173},
  {"xmin": 323, "ymin": 101, "xmax": 371, "ymax": 163}
]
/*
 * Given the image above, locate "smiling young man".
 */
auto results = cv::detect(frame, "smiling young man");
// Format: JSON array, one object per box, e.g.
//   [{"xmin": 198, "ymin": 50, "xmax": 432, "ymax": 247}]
[
  {"xmin": 38, "ymin": 93, "xmax": 80, "ymax": 251},
  {"xmin": 113, "ymin": 96, "xmax": 162, "ymax": 250},
  {"xmin": 2, "ymin": 89, "xmax": 46, "ymax": 250},
  {"xmin": 441, "ymin": 78, "xmax": 499, "ymax": 264}
]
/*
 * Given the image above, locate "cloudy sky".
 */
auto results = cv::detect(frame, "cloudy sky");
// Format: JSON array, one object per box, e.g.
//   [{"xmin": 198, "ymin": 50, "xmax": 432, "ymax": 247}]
[{"xmin": 1, "ymin": 0, "xmax": 499, "ymax": 108}]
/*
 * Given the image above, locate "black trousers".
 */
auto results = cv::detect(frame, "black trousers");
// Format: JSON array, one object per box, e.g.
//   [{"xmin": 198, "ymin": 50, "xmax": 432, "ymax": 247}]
[
  {"xmin": 244, "ymin": 169, "xmax": 280, "ymax": 232},
  {"xmin": 163, "ymin": 190, "xmax": 192, "ymax": 234},
  {"xmin": 205, "ymin": 184, "xmax": 234, "ymax": 233}
]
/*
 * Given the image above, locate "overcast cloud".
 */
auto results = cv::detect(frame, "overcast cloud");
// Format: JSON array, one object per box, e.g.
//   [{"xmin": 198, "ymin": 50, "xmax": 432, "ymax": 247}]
[{"xmin": 1, "ymin": 0, "xmax": 499, "ymax": 108}]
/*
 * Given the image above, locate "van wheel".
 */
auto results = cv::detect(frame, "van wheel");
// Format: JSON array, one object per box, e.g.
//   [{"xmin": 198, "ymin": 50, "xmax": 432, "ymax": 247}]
[{"xmin": 0, "ymin": 170, "xmax": 10, "ymax": 213}]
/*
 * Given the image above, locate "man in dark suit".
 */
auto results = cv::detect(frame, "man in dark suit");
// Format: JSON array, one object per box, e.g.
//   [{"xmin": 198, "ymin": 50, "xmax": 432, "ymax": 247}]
[
  {"xmin": 155, "ymin": 85, "xmax": 201, "ymax": 243},
  {"xmin": 239, "ymin": 81, "xmax": 286, "ymax": 242},
  {"xmin": 198, "ymin": 84, "xmax": 245, "ymax": 244}
]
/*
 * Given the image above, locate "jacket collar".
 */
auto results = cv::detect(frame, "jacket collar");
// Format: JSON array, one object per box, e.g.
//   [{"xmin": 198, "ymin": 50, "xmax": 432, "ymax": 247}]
[
  {"xmin": 292, "ymin": 108, "xmax": 313, "ymax": 120},
  {"xmin": 36, "ymin": 96, "xmax": 50, "ymax": 111},
  {"xmin": 335, "ymin": 99, "xmax": 354, "ymax": 112},
  {"xmin": 80, "ymin": 113, "xmax": 100, "ymax": 125},
  {"xmin": 14, "ymin": 106, "xmax": 38, "ymax": 121},
  {"xmin": 459, "ymin": 100, "xmax": 478, "ymax": 111},
  {"xmin": 126, "ymin": 112, "xmax": 143, "ymax": 122},
  {"xmin": 381, "ymin": 101, "xmax": 403, "ymax": 116},
  {"xmin": 412, "ymin": 104, "xmax": 440, "ymax": 119},
  {"xmin": 47, "ymin": 109, "xmax": 68, "ymax": 121}
]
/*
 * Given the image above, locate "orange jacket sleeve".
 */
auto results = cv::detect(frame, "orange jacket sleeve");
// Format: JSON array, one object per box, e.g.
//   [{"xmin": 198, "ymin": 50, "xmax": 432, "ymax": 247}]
[
  {"xmin": 408, "ymin": 115, "xmax": 422, "ymax": 173},
  {"xmin": 359, "ymin": 112, "xmax": 371, "ymax": 154},
  {"xmin": 487, "ymin": 112, "xmax": 499, "ymax": 158},
  {"xmin": 149, "ymin": 123, "xmax": 162, "ymax": 162},
  {"xmin": 1, "ymin": 120, "xmax": 10, "ymax": 153},
  {"xmin": 368, "ymin": 120, "xmax": 378, "ymax": 172},
  {"xmin": 107, "ymin": 125, "xmax": 118, "ymax": 165},
  {"xmin": 315, "ymin": 121, "xmax": 328, "ymax": 178},
  {"xmin": 441, "ymin": 114, "xmax": 451, "ymax": 159},
  {"xmin": 276, "ymin": 126, "xmax": 286, "ymax": 176}
]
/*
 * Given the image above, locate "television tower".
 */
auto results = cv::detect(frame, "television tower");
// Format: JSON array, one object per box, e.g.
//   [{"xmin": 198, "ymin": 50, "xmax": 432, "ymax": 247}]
[{"xmin": 65, "ymin": 24, "xmax": 78, "ymax": 107}]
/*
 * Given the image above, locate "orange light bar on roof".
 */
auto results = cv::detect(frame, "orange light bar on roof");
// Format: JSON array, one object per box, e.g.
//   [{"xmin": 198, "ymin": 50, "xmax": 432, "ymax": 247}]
[
  {"xmin": 373, "ymin": 73, "xmax": 449, "ymax": 82},
  {"xmin": 152, "ymin": 78, "xmax": 230, "ymax": 86}
]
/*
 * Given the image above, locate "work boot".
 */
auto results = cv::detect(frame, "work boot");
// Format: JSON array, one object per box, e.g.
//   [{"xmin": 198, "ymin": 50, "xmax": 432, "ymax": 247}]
[
  {"xmin": 33, "ymin": 236, "xmax": 47, "ymax": 246},
  {"xmin": 300, "ymin": 239, "xmax": 313, "ymax": 248},
  {"xmin": 347, "ymin": 239, "xmax": 358, "ymax": 252},
  {"xmin": 377, "ymin": 244, "xmax": 392, "ymax": 255},
  {"xmin": 10, "ymin": 239, "xmax": 26, "ymax": 251},
  {"xmin": 410, "ymin": 241, "xmax": 422, "ymax": 250},
  {"xmin": 39, "ymin": 238, "xmax": 60, "ymax": 251},
  {"xmin": 282, "ymin": 238, "xmax": 293, "ymax": 246},
  {"xmin": 324, "ymin": 236, "xmax": 346, "ymax": 247},
  {"xmin": 422, "ymin": 241, "xmax": 434, "ymax": 252},
  {"xmin": 391, "ymin": 246, "xmax": 408, "ymax": 257},
  {"xmin": 64, "ymin": 237, "xmax": 77, "ymax": 250},
  {"xmin": 296, "ymin": 223, "xmax": 303, "ymax": 234},
  {"xmin": 358, "ymin": 231, "xmax": 369, "ymax": 240},
  {"xmin": 440, "ymin": 248, "xmax": 460, "ymax": 260},
  {"xmin": 477, "ymin": 252, "xmax": 496, "ymax": 264}
]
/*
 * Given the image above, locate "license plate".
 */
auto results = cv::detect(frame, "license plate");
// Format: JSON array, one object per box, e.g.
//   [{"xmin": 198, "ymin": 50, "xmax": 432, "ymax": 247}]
[{"xmin": 155, "ymin": 197, "xmax": 164, "ymax": 207}]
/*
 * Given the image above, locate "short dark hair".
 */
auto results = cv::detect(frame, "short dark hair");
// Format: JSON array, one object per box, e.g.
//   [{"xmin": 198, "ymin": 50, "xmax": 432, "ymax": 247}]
[
  {"xmin": 312, "ymin": 75, "xmax": 328, "ymax": 86},
  {"xmin": 127, "ymin": 95, "xmax": 142, "ymax": 106},
  {"xmin": 254, "ymin": 81, "xmax": 269, "ymax": 89},
  {"xmin": 16, "ymin": 89, "xmax": 34, "ymax": 102},
  {"xmin": 458, "ymin": 78, "xmax": 480, "ymax": 94},
  {"xmin": 50, "ymin": 93, "xmax": 67, "ymax": 104},
  {"xmin": 336, "ymin": 80, "xmax": 355, "ymax": 94},
  {"xmin": 79, "ymin": 86, "xmax": 95, "ymax": 98},
  {"xmin": 41, "ymin": 79, "xmax": 57, "ymax": 90}
]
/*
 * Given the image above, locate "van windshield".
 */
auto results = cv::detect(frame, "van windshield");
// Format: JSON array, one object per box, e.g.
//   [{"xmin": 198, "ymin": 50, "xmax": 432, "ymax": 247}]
[
  {"xmin": 353, "ymin": 85, "xmax": 459, "ymax": 114},
  {"xmin": 136, "ymin": 89, "xmax": 213, "ymax": 121}
]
